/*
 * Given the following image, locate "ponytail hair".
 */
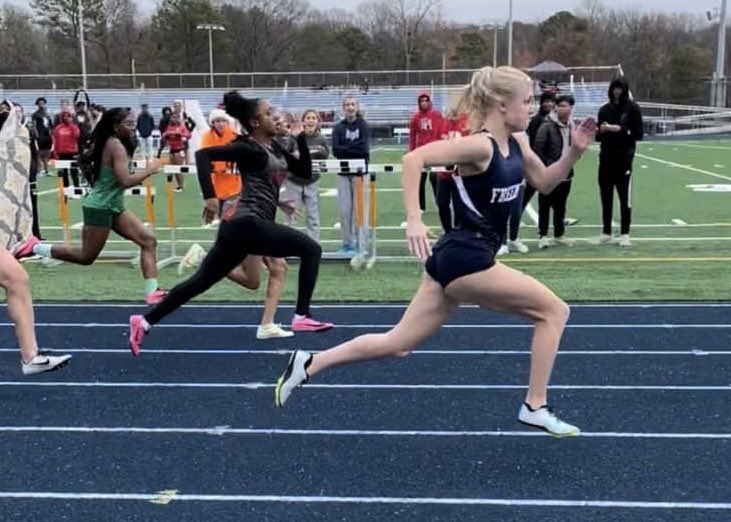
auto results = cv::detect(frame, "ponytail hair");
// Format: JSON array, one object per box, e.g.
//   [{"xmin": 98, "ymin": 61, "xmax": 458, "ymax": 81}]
[
  {"xmin": 457, "ymin": 66, "xmax": 532, "ymax": 132},
  {"xmin": 223, "ymin": 90, "xmax": 259, "ymax": 133},
  {"xmin": 77, "ymin": 107, "xmax": 132, "ymax": 186}
]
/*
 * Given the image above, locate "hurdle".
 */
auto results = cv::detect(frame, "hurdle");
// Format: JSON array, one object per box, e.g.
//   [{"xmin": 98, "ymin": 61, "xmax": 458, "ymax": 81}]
[
  {"xmin": 53, "ymin": 159, "xmax": 156, "ymax": 265},
  {"xmin": 311, "ymin": 159, "xmax": 371, "ymax": 260},
  {"xmin": 157, "ymin": 164, "xmax": 196, "ymax": 269}
]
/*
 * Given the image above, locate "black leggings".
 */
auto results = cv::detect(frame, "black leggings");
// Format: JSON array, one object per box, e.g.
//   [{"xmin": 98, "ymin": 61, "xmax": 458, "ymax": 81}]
[
  {"xmin": 419, "ymin": 171, "xmax": 438, "ymax": 212},
  {"xmin": 598, "ymin": 158, "xmax": 633, "ymax": 235},
  {"xmin": 29, "ymin": 152, "xmax": 41, "ymax": 238},
  {"xmin": 145, "ymin": 217, "xmax": 322, "ymax": 324}
]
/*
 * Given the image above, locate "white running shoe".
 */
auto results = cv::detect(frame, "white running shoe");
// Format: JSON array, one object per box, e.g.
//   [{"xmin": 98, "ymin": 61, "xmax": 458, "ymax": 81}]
[
  {"xmin": 177, "ymin": 243, "xmax": 206, "ymax": 275},
  {"xmin": 507, "ymin": 240, "xmax": 529, "ymax": 254},
  {"xmin": 257, "ymin": 323, "xmax": 294, "ymax": 340},
  {"xmin": 274, "ymin": 350, "xmax": 312, "ymax": 407},
  {"xmin": 618, "ymin": 234, "xmax": 632, "ymax": 247},
  {"xmin": 22, "ymin": 351, "xmax": 72, "ymax": 376},
  {"xmin": 496, "ymin": 244, "xmax": 509, "ymax": 257},
  {"xmin": 554, "ymin": 236, "xmax": 575, "ymax": 246},
  {"xmin": 518, "ymin": 403, "xmax": 580, "ymax": 438},
  {"xmin": 538, "ymin": 236, "xmax": 552, "ymax": 249},
  {"xmin": 590, "ymin": 233, "xmax": 613, "ymax": 245}
]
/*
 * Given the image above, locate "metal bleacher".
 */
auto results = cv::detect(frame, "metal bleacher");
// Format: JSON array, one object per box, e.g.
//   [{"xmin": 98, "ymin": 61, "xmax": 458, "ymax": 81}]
[{"xmin": 2, "ymin": 87, "xmax": 451, "ymax": 126}]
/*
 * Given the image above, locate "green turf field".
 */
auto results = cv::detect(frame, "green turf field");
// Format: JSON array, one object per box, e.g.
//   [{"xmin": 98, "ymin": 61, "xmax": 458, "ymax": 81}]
[{"xmin": 21, "ymin": 139, "xmax": 731, "ymax": 302}]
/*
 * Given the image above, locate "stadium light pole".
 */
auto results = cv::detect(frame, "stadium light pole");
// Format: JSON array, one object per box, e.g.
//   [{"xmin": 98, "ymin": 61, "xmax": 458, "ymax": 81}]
[
  {"xmin": 507, "ymin": 0, "xmax": 513, "ymax": 66},
  {"xmin": 79, "ymin": 1, "xmax": 88, "ymax": 89},
  {"xmin": 197, "ymin": 24, "xmax": 226, "ymax": 88},
  {"xmin": 710, "ymin": 0, "xmax": 727, "ymax": 107}
]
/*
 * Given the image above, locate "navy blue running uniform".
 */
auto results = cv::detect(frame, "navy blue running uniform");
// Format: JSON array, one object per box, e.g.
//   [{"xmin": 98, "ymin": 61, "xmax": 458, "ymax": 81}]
[{"xmin": 426, "ymin": 133, "xmax": 523, "ymax": 287}]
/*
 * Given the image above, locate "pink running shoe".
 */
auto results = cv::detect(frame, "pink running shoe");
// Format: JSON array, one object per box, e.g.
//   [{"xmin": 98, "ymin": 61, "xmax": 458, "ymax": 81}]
[
  {"xmin": 144, "ymin": 288, "xmax": 168, "ymax": 305},
  {"xmin": 129, "ymin": 314, "xmax": 147, "ymax": 356},
  {"xmin": 291, "ymin": 316, "xmax": 334, "ymax": 332},
  {"xmin": 13, "ymin": 235, "xmax": 40, "ymax": 260}
]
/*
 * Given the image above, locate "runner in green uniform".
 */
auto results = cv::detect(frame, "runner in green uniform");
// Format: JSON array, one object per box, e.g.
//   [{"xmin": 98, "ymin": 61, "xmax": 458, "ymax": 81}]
[{"xmin": 31, "ymin": 108, "xmax": 167, "ymax": 304}]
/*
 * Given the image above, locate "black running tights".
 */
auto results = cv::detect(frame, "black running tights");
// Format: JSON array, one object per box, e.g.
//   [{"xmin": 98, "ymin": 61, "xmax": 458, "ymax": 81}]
[{"xmin": 145, "ymin": 217, "xmax": 322, "ymax": 324}]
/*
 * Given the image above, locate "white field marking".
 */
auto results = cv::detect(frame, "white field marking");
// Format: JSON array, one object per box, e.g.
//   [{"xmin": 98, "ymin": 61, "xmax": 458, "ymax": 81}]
[
  {"xmin": 524, "ymin": 203, "xmax": 539, "ymax": 225},
  {"xmin": 635, "ymin": 153, "xmax": 731, "ymax": 182},
  {"xmin": 3, "ymin": 302, "xmax": 731, "ymax": 309},
  {"xmin": 34, "ymin": 222, "xmax": 731, "ymax": 231},
  {"xmin": 1, "ymin": 425, "xmax": 730, "ymax": 440},
  {"xmin": 37, "ymin": 188, "xmax": 59, "ymax": 196},
  {"xmin": 0, "ymin": 491, "xmax": 729, "ymax": 509},
  {"xmin": 22, "ymin": 237, "xmax": 731, "ymax": 246},
  {"xmin": 672, "ymin": 219, "xmax": 687, "ymax": 225},
  {"xmin": 0, "ymin": 348, "xmax": 728, "ymax": 356},
  {"xmin": 653, "ymin": 142, "xmax": 731, "ymax": 151},
  {"xmin": 70, "ymin": 221, "xmax": 84, "ymax": 230},
  {"xmin": 0, "ymin": 381, "xmax": 727, "ymax": 391},
  {"xmin": 7, "ymin": 322, "xmax": 731, "ymax": 329}
]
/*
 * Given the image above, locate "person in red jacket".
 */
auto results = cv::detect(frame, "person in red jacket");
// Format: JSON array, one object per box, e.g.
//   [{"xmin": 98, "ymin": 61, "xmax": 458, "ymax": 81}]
[
  {"xmin": 408, "ymin": 92, "xmax": 443, "ymax": 212},
  {"xmin": 52, "ymin": 110, "xmax": 81, "ymax": 189},
  {"xmin": 158, "ymin": 113, "xmax": 192, "ymax": 191}
]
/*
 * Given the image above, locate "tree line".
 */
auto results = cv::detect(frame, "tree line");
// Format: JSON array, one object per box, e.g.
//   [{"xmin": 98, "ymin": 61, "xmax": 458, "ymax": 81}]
[{"xmin": 0, "ymin": 0, "xmax": 727, "ymax": 106}]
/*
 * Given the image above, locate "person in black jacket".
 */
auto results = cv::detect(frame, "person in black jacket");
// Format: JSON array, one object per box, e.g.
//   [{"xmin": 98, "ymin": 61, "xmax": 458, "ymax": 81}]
[
  {"xmin": 137, "ymin": 104, "xmax": 156, "ymax": 159},
  {"xmin": 594, "ymin": 78, "xmax": 643, "ymax": 247},
  {"xmin": 523, "ymin": 91, "xmax": 555, "ymax": 211},
  {"xmin": 331, "ymin": 96, "xmax": 369, "ymax": 256},
  {"xmin": 533, "ymin": 95, "xmax": 576, "ymax": 249}
]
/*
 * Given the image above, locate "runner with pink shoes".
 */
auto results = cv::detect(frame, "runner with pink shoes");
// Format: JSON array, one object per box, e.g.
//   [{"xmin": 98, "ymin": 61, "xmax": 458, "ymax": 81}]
[{"xmin": 129, "ymin": 92, "xmax": 333, "ymax": 356}]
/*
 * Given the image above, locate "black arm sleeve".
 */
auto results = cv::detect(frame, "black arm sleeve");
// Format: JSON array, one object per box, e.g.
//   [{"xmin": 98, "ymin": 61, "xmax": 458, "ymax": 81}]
[
  {"xmin": 195, "ymin": 139, "xmax": 268, "ymax": 200},
  {"xmin": 281, "ymin": 132, "xmax": 313, "ymax": 181}
]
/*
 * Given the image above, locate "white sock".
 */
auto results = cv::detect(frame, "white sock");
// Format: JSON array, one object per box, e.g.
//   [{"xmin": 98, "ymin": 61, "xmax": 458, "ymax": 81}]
[
  {"xmin": 294, "ymin": 314, "xmax": 307, "ymax": 321},
  {"xmin": 141, "ymin": 317, "xmax": 151, "ymax": 331},
  {"xmin": 32, "ymin": 243, "xmax": 53, "ymax": 258}
]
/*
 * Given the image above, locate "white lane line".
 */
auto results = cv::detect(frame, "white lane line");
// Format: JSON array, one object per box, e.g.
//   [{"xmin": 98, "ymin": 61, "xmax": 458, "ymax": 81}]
[
  {"xmin": 6, "ymin": 322, "xmax": 731, "ymax": 329},
  {"xmin": 6, "ymin": 303, "xmax": 731, "ymax": 309},
  {"xmin": 1, "ymin": 425, "xmax": 730, "ymax": 440},
  {"xmin": 635, "ymin": 153, "xmax": 731, "ymax": 182},
  {"xmin": 0, "ymin": 382, "xmax": 727, "ymax": 391},
  {"xmin": 0, "ymin": 491, "xmax": 728, "ymax": 509},
  {"xmin": 0, "ymin": 348, "xmax": 728, "ymax": 356}
]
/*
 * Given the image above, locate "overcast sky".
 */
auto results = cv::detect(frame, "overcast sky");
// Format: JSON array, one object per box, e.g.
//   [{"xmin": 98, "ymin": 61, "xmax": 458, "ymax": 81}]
[{"xmin": 4, "ymin": 0, "xmax": 722, "ymax": 23}]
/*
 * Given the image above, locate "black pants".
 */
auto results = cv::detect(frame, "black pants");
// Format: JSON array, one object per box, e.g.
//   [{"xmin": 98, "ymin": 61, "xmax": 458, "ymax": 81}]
[
  {"xmin": 498, "ymin": 184, "xmax": 525, "ymax": 243},
  {"xmin": 419, "ymin": 171, "xmax": 438, "ymax": 212},
  {"xmin": 598, "ymin": 157, "xmax": 633, "ymax": 235},
  {"xmin": 57, "ymin": 153, "xmax": 80, "ymax": 188},
  {"xmin": 435, "ymin": 174, "xmax": 454, "ymax": 233},
  {"xmin": 29, "ymin": 151, "xmax": 41, "ymax": 238},
  {"xmin": 145, "ymin": 217, "xmax": 322, "ymax": 325},
  {"xmin": 538, "ymin": 180, "xmax": 572, "ymax": 237},
  {"xmin": 522, "ymin": 183, "xmax": 537, "ymax": 212}
]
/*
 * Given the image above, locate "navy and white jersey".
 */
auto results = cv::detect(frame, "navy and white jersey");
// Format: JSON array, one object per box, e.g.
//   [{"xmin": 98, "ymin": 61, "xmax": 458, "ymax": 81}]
[{"xmin": 449, "ymin": 133, "xmax": 524, "ymax": 238}]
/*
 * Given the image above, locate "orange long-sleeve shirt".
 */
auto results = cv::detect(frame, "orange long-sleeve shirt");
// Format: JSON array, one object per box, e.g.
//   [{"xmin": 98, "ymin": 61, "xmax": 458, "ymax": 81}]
[{"xmin": 200, "ymin": 127, "xmax": 241, "ymax": 200}]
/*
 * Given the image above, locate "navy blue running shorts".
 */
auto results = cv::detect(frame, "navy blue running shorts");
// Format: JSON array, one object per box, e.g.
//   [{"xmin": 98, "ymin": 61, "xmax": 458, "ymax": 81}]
[{"xmin": 425, "ymin": 228, "xmax": 499, "ymax": 288}]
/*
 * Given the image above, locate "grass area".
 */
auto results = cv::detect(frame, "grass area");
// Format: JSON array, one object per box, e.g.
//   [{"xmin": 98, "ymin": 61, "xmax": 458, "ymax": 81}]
[{"xmin": 20, "ymin": 138, "xmax": 731, "ymax": 302}]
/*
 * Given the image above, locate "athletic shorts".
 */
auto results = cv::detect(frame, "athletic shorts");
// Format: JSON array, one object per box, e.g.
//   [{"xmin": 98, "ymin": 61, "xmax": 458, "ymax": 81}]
[
  {"xmin": 425, "ymin": 228, "xmax": 499, "ymax": 288},
  {"xmin": 219, "ymin": 198, "xmax": 238, "ymax": 218},
  {"xmin": 83, "ymin": 206, "xmax": 121, "ymax": 228}
]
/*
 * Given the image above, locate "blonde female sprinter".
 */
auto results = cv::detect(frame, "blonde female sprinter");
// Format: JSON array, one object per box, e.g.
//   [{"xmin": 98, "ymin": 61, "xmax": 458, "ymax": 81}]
[{"xmin": 275, "ymin": 66, "xmax": 596, "ymax": 437}]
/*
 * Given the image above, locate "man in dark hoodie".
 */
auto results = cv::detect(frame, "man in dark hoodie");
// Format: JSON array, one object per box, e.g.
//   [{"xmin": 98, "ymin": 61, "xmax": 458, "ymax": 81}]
[
  {"xmin": 137, "ymin": 104, "xmax": 156, "ymax": 159},
  {"xmin": 409, "ymin": 93, "xmax": 443, "ymax": 213},
  {"xmin": 332, "ymin": 96, "xmax": 369, "ymax": 256},
  {"xmin": 594, "ymin": 78, "xmax": 643, "ymax": 247}
]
